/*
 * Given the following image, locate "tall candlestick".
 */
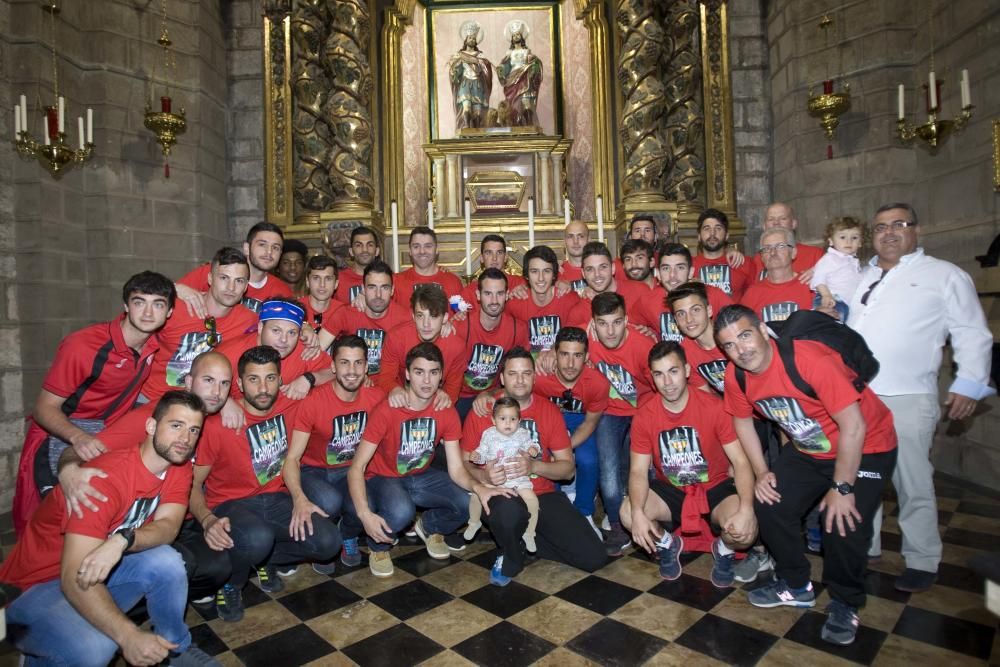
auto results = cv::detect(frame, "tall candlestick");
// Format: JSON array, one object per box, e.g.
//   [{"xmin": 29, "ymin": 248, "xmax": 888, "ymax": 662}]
[
  {"xmin": 19, "ymin": 95, "xmax": 27, "ymax": 131},
  {"xmin": 42, "ymin": 116, "xmax": 50, "ymax": 146},
  {"xmin": 57, "ymin": 96, "xmax": 65, "ymax": 133},
  {"xmin": 77, "ymin": 117, "xmax": 85, "ymax": 149},
  {"xmin": 897, "ymin": 84, "xmax": 905, "ymax": 120},
  {"xmin": 427, "ymin": 199, "xmax": 434, "ymax": 230},
  {"xmin": 86, "ymin": 108, "xmax": 93, "ymax": 143},
  {"xmin": 928, "ymin": 71, "xmax": 937, "ymax": 110},
  {"xmin": 14, "ymin": 105, "xmax": 21, "ymax": 137},
  {"xmin": 960, "ymin": 69, "xmax": 971, "ymax": 108},
  {"xmin": 528, "ymin": 197, "xmax": 535, "ymax": 249},
  {"xmin": 596, "ymin": 195, "xmax": 604, "ymax": 243},
  {"xmin": 390, "ymin": 200, "xmax": 400, "ymax": 273},
  {"xmin": 464, "ymin": 198, "xmax": 473, "ymax": 278},
  {"xmin": 564, "ymin": 197, "xmax": 570, "ymax": 227}
]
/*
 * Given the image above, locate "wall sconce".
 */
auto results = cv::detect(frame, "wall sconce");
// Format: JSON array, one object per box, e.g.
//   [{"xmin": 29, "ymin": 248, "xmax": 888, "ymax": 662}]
[
  {"xmin": 808, "ymin": 80, "xmax": 851, "ymax": 142},
  {"xmin": 143, "ymin": 0, "xmax": 186, "ymax": 177}
]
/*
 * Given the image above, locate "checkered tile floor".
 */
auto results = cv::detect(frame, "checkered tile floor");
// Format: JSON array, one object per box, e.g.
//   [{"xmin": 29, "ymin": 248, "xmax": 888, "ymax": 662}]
[{"xmin": 2, "ymin": 474, "xmax": 998, "ymax": 666}]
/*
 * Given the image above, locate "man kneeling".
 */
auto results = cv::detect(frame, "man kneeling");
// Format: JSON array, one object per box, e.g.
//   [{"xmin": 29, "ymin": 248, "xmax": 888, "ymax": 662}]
[
  {"xmin": 1, "ymin": 392, "xmax": 218, "ymax": 666},
  {"xmin": 621, "ymin": 342, "xmax": 757, "ymax": 587}
]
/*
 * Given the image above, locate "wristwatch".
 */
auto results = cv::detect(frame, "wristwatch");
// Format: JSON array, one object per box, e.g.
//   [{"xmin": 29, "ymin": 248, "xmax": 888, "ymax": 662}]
[
  {"xmin": 302, "ymin": 372, "xmax": 317, "ymax": 388},
  {"xmin": 831, "ymin": 481, "xmax": 854, "ymax": 496},
  {"xmin": 115, "ymin": 527, "xmax": 136, "ymax": 551}
]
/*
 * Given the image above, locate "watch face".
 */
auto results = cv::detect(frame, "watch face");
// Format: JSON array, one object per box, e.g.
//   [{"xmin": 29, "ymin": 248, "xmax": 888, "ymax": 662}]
[{"xmin": 835, "ymin": 482, "xmax": 852, "ymax": 495}]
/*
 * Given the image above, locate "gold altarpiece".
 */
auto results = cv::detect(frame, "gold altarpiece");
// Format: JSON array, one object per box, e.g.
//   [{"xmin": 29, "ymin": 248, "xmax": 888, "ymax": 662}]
[{"xmin": 261, "ymin": 0, "xmax": 744, "ymax": 256}]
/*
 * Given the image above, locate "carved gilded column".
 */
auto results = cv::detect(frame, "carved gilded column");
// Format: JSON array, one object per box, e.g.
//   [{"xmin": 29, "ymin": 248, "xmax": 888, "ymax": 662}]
[
  {"xmin": 661, "ymin": 1, "xmax": 704, "ymax": 207},
  {"xmin": 263, "ymin": 1, "xmax": 293, "ymax": 227}
]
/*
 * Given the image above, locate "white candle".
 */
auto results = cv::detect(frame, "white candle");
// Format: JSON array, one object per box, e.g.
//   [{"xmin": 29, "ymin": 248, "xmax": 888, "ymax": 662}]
[
  {"xmin": 86, "ymin": 108, "xmax": 93, "ymax": 143},
  {"xmin": 528, "ymin": 197, "xmax": 535, "ymax": 249},
  {"xmin": 390, "ymin": 200, "xmax": 400, "ymax": 273},
  {"xmin": 596, "ymin": 195, "xmax": 604, "ymax": 243},
  {"xmin": 42, "ymin": 115, "xmax": 50, "ymax": 146},
  {"xmin": 427, "ymin": 199, "xmax": 434, "ymax": 230},
  {"xmin": 564, "ymin": 197, "xmax": 570, "ymax": 227},
  {"xmin": 77, "ymin": 116, "xmax": 84, "ymax": 149},
  {"xmin": 464, "ymin": 198, "xmax": 473, "ymax": 277},
  {"xmin": 897, "ymin": 84, "xmax": 905, "ymax": 120},
  {"xmin": 14, "ymin": 105, "xmax": 20, "ymax": 137},
  {"xmin": 960, "ymin": 69, "xmax": 970, "ymax": 108},
  {"xmin": 57, "ymin": 96, "xmax": 64, "ymax": 133},
  {"xmin": 19, "ymin": 95, "xmax": 27, "ymax": 131},
  {"xmin": 928, "ymin": 71, "xmax": 937, "ymax": 109}
]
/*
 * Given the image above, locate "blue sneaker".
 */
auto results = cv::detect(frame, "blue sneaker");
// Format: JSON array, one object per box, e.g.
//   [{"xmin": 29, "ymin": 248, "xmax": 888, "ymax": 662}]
[
  {"xmin": 340, "ymin": 538, "xmax": 362, "ymax": 567},
  {"xmin": 490, "ymin": 555, "xmax": 511, "ymax": 587},
  {"xmin": 806, "ymin": 526, "xmax": 822, "ymax": 553},
  {"xmin": 655, "ymin": 533, "xmax": 683, "ymax": 581},
  {"xmin": 822, "ymin": 599, "xmax": 860, "ymax": 645},
  {"xmin": 710, "ymin": 538, "xmax": 736, "ymax": 588},
  {"xmin": 747, "ymin": 578, "xmax": 816, "ymax": 608}
]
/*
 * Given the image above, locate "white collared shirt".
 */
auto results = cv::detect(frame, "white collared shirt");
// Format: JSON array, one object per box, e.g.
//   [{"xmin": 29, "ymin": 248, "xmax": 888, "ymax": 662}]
[
  {"xmin": 809, "ymin": 246, "xmax": 862, "ymax": 300},
  {"xmin": 846, "ymin": 248, "xmax": 995, "ymax": 399}
]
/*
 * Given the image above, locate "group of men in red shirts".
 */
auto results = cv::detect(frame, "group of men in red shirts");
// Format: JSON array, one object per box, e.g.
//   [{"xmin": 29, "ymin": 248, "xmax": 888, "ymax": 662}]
[{"xmin": 2, "ymin": 203, "xmax": 911, "ymax": 660}]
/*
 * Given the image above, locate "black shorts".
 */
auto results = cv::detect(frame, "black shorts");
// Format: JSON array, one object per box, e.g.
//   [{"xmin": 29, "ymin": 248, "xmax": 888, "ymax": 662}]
[{"xmin": 649, "ymin": 478, "xmax": 737, "ymax": 529}]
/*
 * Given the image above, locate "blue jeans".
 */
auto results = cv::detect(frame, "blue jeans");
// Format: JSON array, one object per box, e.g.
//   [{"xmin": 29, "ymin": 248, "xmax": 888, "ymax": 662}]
[
  {"xmin": 559, "ymin": 412, "xmax": 599, "ymax": 516},
  {"xmin": 300, "ymin": 465, "xmax": 351, "ymax": 519},
  {"xmin": 214, "ymin": 492, "xmax": 341, "ymax": 587},
  {"xmin": 811, "ymin": 292, "xmax": 849, "ymax": 322},
  {"xmin": 6, "ymin": 545, "xmax": 190, "ymax": 666},
  {"xmin": 341, "ymin": 468, "xmax": 469, "ymax": 552},
  {"xmin": 595, "ymin": 414, "xmax": 632, "ymax": 526}
]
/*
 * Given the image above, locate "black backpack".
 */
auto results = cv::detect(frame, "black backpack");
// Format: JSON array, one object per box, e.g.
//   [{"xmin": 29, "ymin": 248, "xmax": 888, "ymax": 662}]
[{"xmin": 734, "ymin": 310, "xmax": 879, "ymax": 399}]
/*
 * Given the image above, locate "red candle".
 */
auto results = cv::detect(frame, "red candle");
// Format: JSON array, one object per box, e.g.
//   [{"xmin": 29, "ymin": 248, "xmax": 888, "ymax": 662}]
[
  {"xmin": 823, "ymin": 80, "xmax": 833, "ymax": 95},
  {"xmin": 45, "ymin": 106, "xmax": 58, "ymax": 139},
  {"xmin": 161, "ymin": 96, "xmax": 171, "ymax": 113}
]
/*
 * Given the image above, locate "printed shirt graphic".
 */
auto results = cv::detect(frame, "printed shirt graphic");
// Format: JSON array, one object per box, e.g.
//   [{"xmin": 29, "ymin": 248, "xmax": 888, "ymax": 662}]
[
  {"xmin": 755, "ymin": 396, "xmax": 831, "ymax": 454},
  {"xmin": 295, "ymin": 384, "xmax": 386, "ymax": 468},
  {"xmin": 507, "ymin": 291, "xmax": 581, "ymax": 352},
  {"xmin": 691, "ymin": 256, "xmax": 754, "ymax": 300},
  {"xmin": 588, "ymin": 327, "xmax": 655, "ymax": 416},
  {"xmin": 166, "ymin": 331, "xmax": 216, "ymax": 388},
  {"xmin": 597, "ymin": 361, "xmax": 638, "ymax": 407},
  {"xmin": 697, "ymin": 360, "xmax": 728, "ymax": 394},
  {"xmin": 681, "ymin": 338, "xmax": 728, "ymax": 394},
  {"xmin": 364, "ymin": 402, "xmax": 462, "ymax": 479},
  {"xmin": 396, "ymin": 417, "xmax": 438, "ymax": 475},
  {"xmin": 320, "ymin": 302, "xmax": 410, "ymax": 377},
  {"xmin": 760, "ymin": 301, "xmax": 800, "ymax": 323},
  {"xmin": 327, "ymin": 411, "xmax": 368, "ymax": 466},
  {"xmin": 658, "ymin": 426, "xmax": 709, "ymax": 486},
  {"xmin": 741, "ymin": 279, "xmax": 814, "ymax": 325},
  {"xmin": 111, "ymin": 496, "xmax": 161, "ymax": 534},
  {"xmin": 464, "ymin": 343, "xmax": 505, "ymax": 392},
  {"xmin": 358, "ymin": 328, "xmax": 387, "ymax": 374},
  {"xmin": 658, "ymin": 312, "xmax": 683, "ymax": 343},
  {"xmin": 528, "ymin": 315, "xmax": 561, "ymax": 352},
  {"xmin": 246, "ymin": 414, "xmax": 290, "ymax": 486},
  {"xmin": 699, "ymin": 264, "xmax": 731, "ymax": 294},
  {"xmin": 242, "ymin": 296, "xmax": 262, "ymax": 313},
  {"xmin": 460, "ymin": 312, "xmax": 524, "ymax": 397},
  {"xmin": 334, "ymin": 269, "xmax": 364, "ymax": 304}
]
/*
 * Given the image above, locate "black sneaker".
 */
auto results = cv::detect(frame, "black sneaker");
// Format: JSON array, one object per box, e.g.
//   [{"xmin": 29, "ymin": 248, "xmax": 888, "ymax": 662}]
[
  {"xmin": 894, "ymin": 567, "xmax": 937, "ymax": 593},
  {"xmin": 214, "ymin": 584, "xmax": 244, "ymax": 622},
  {"xmin": 445, "ymin": 532, "xmax": 467, "ymax": 552},
  {"xmin": 604, "ymin": 522, "xmax": 632, "ymax": 557},
  {"xmin": 821, "ymin": 599, "xmax": 860, "ymax": 645},
  {"xmin": 747, "ymin": 578, "xmax": 816, "ymax": 608},
  {"xmin": 256, "ymin": 564, "xmax": 285, "ymax": 593}
]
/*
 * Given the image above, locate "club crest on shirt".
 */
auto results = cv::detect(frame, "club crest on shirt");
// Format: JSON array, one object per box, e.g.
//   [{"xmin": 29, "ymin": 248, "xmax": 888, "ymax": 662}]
[
  {"xmin": 464, "ymin": 343, "xmax": 505, "ymax": 391},
  {"xmin": 658, "ymin": 426, "xmax": 709, "ymax": 487},
  {"xmin": 242, "ymin": 296, "xmax": 262, "ymax": 313},
  {"xmin": 597, "ymin": 361, "xmax": 638, "ymax": 406},
  {"xmin": 357, "ymin": 328, "xmax": 386, "ymax": 374},
  {"xmin": 699, "ymin": 264, "xmax": 732, "ymax": 294},
  {"xmin": 529, "ymin": 315, "xmax": 561, "ymax": 352},
  {"xmin": 348, "ymin": 285, "xmax": 363, "ymax": 302},
  {"xmin": 570, "ymin": 278, "xmax": 587, "ymax": 291},
  {"xmin": 658, "ymin": 312, "xmax": 683, "ymax": 343},
  {"xmin": 754, "ymin": 396, "xmax": 831, "ymax": 454},
  {"xmin": 548, "ymin": 392, "xmax": 583, "ymax": 414},
  {"xmin": 327, "ymin": 410, "xmax": 368, "ymax": 466},
  {"xmin": 166, "ymin": 331, "xmax": 217, "ymax": 387},
  {"xmin": 110, "ymin": 495, "xmax": 161, "ymax": 535},
  {"xmin": 246, "ymin": 415, "xmax": 289, "ymax": 485},
  {"xmin": 760, "ymin": 301, "xmax": 799, "ymax": 323},
  {"xmin": 397, "ymin": 417, "xmax": 437, "ymax": 475},
  {"xmin": 697, "ymin": 360, "xmax": 727, "ymax": 394}
]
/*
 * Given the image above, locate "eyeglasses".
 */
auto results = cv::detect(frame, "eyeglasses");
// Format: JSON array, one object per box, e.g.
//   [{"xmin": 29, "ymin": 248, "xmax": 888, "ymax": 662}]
[
  {"xmin": 204, "ymin": 316, "xmax": 219, "ymax": 346},
  {"xmin": 873, "ymin": 220, "xmax": 916, "ymax": 234},
  {"xmin": 758, "ymin": 243, "xmax": 793, "ymax": 254}
]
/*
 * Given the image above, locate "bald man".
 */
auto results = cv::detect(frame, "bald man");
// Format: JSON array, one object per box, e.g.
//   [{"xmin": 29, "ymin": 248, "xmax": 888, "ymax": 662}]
[
  {"xmin": 752, "ymin": 202, "xmax": 825, "ymax": 278},
  {"xmin": 560, "ymin": 221, "xmax": 590, "ymax": 291}
]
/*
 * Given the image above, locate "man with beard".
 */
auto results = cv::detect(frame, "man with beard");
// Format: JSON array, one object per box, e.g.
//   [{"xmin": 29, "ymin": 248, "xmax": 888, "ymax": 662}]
[
  {"xmin": 284, "ymin": 335, "xmax": 386, "ymax": 572},
  {"xmin": 560, "ymin": 220, "xmax": 590, "ymax": 290},
  {"xmin": 55, "ymin": 352, "xmax": 235, "ymax": 606},
  {"xmin": 741, "ymin": 228, "xmax": 815, "ymax": 325},
  {"xmin": 463, "ymin": 348, "xmax": 607, "ymax": 584},
  {"xmin": 176, "ymin": 222, "xmax": 292, "ymax": 316},
  {"xmin": 347, "ymin": 343, "xmax": 502, "ymax": 577},
  {"xmin": 634, "ymin": 244, "xmax": 732, "ymax": 344},
  {"xmin": 568, "ymin": 242, "xmax": 649, "ymax": 325},
  {"xmin": 691, "ymin": 209, "xmax": 755, "ymax": 300},
  {"xmin": 508, "ymin": 246, "xmax": 581, "ymax": 353},
  {"xmin": 190, "ymin": 346, "xmax": 340, "ymax": 621},
  {"xmin": 459, "ymin": 235, "xmax": 527, "ymax": 307},
  {"xmin": 530, "ymin": 327, "xmax": 608, "ymax": 532},
  {"xmin": 457, "ymin": 268, "xmax": 528, "ymax": 420},
  {"xmin": 142, "ymin": 247, "xmax": 257, "ymax": 404},
  {"xmin": 300, "ymin": 255, "xmax": 342, "ymax": 333},
  {"xmin": 13, "ymin": 271, "xmax": 177, "ymax": 535},
  {"xmin": 1, "ymin": 392, "xmax": 218, "ymax": 667},
  {"xmin": 336, "ymin": 226, "xmax": 381, "ymax": 305},
  {"xmin": 277, "ymin": 239, "xmax": 309, "ymax": 295},
  {"xmin": 619, "ymin": 239, "xmax": 658, "ymax": 291},
  {"xmin": 318, "ymin": 260, "xmax": 411, "ymax": 380},
  {"xmin": 629, "ymin": 215, "xmax": 658, "ymax": 245},
  {"xmin": 392, "ymin": 226, "xmax": 464, "ymax": 306}
]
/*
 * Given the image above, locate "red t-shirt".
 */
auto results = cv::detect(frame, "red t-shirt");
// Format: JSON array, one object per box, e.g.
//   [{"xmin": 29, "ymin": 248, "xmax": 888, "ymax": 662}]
[
  {"xmin": 740, "ymin": 279, "xmax": 815, "ymax": 324},
  {"xmin": 566, "ymin": 280, "xmax": 653, "ymax": 329},
  {"xmin": 634, "ymin": 285, "xmax": 733, "ymax": 343},
  {"xmin": 587, "ymin": 327, "xmax": 656, "ymax": 416},
  {"xmin": 363, "ymin": 402, "xmax": 462, "ymax": 478},
  {"xmin": 196, "ymin": 396, "xmax": 299, "ymax": 508},
  {"xmin": 506, "ymin": 291, "xmax": 582, "ymax": 353},
  {"xmin": 532, "ymin": 366, "xmax": 610, "ymax": 415},
  {"xmin": 300, "ymin": 298, "xmax": 343, "ymax": 333},
  {"xmin": 376, "ymin": 322, "xmax": 468, "ymax": 400},
  {"xmin": 691, "ymin": 255, "xmax": 756, "ymax": 301},
  {"xmin": 461, "ymin": 395, "xmax": 571, "ymax": 495},
  {"xmin": 334, "ymin": 268, "xmax": 365, "ymax": 305},
  {"xmin": 96, "ymin": 403, "xmax": 154, "ymax": 452},
  {"xmin": 215, "ymin": 331, "xmax": 329, "ymax": 399},
  {"xmin": 559, "ymin": 261, "xmax": 586, "ymax": 291},
  {"xmin": 178, "ymin": 263, "xmax": 293, "ymax": 314},
  {"xmin": 0, "ymin": 446, "xmax": 192, "ymax": 591},
  {"xmin": 294, "ymin": 384, "xmax": 386, "ymax": 469},
  {"xmin": 459, "ymin": 313, "xmax": 528, "ymax": 397},
  {"xmin": 143, "ymin": 304, "xmax": 257, "ymax": 402},
  {"xmin": 392, "ymin": 268, "xmax": 465, "ymax": 306},
  {"xmin": 681, "ymin": 337, "xmax": 729, "ymax": 395},
  {"xmin": 752, "ymin": 243, "xmax": 825, "ymax": 279},
  {"xmin": 320, "ymin": 302, "xmax": 411, "ymax": 376},
  {"xmin": 631, "ymin": 388, "xmax": 736, "ymax": 489},
  {"xmin": 459, "ymin": 273, "xmax": 527, "ymax": 312},
  {"xmin": 723, "ymin": 340, "xmax": 897, "ymax": 459}
]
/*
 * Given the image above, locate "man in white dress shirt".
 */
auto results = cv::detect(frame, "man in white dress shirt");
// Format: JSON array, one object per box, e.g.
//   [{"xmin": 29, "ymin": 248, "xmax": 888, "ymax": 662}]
[{"xmin": 847, "ymin": 202, "xmax": 995, "ymax": 593}]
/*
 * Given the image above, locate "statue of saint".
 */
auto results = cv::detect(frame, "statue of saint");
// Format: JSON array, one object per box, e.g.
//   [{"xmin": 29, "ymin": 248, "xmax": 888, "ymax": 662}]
[
  {"xmin": 497, "ymin": 20, "xmax": 543, "ymax": 128},
  {"xmin": 447, "ymin": 21, "xmax": 493, "ymax": 132}
]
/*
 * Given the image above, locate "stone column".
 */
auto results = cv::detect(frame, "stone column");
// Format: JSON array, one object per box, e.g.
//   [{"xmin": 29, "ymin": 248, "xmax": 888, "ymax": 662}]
[
  {"xmin": 551, "ymin": 152, "xmax": 564, "ymax": 215},
  {"xmin": 537, "ymin": 151, "xmax": 552, "ymax": 214}
]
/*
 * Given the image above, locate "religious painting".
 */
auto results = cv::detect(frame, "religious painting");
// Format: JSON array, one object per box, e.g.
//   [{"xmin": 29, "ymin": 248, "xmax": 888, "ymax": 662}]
[{"xmin": 428, "ymin": 4, "xmax": 561, "ymax": 140}]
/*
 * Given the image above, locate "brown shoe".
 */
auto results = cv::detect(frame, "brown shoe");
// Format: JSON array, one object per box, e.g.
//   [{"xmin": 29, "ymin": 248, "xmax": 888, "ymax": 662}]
[{"xmin": 414, "ymin": 518, "xmax": 450, "ymax": 559}]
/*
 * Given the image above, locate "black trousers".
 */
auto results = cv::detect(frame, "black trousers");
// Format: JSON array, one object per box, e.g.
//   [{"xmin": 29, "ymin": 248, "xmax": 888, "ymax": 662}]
[
  {"xmin": 171, "ymin": 519, "xmax": 232, "ymax": 600},
  {"xmin": 756, "ymin": 445, "xmax": 897, "ymax": 608},
  {"xmin": 484, "ymin": 491, "xmax": 607, "ymax": 577}
]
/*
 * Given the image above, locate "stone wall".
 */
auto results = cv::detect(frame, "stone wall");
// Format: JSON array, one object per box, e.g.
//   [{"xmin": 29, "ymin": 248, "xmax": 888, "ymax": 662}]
[{"xmin": 0, "ymin": 0, "xmax": 229, "ymax": 511}]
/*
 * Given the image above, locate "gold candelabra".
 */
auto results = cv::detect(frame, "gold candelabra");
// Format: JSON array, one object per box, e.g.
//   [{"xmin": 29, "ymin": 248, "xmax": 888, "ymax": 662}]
[
  {"xmin": 808, "ymin": 82, "xmax": 851, "ymax": 140},
  {"xmin": 897, "ymin": 67, "xmax": 974, "ymax": 150},
  {"xmin": 144, "ymin": 0, "xmax": 185, "ymax": 176}
]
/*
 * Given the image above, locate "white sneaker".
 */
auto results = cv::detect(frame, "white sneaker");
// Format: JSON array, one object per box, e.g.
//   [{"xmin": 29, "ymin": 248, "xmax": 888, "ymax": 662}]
[
  {"xmin": 600, "ymin": 515, "xmax": 611, "ymax": 531},
  {"xmin": 584, "ymin": 515, "xmax": 602, "ymax": 538}
]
